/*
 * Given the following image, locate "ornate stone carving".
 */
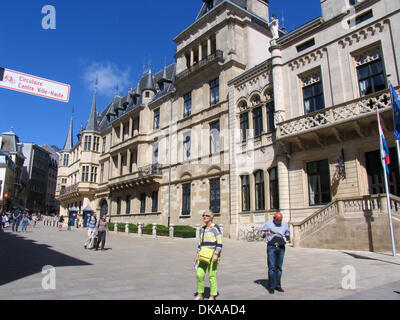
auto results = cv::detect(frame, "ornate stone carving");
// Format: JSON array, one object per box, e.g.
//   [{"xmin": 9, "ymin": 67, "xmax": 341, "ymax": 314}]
[
  {"xmin": 353, "ymin": 48, "xmax": 381, "ymax": 67},
  {"xmin": 274, "ymin": 110, "xmax": 286, "ymax": 124}
]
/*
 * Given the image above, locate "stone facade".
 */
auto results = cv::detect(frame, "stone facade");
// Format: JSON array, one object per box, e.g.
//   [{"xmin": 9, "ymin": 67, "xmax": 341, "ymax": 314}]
[{"xmin": 57, "ymin": 0, "xmax": 400, "ymax": 250}]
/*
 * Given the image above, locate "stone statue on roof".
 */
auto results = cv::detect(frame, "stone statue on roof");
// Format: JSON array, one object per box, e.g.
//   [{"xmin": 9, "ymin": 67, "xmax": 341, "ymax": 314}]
[{"xmin": 269, "ymin": 14, "xmax": 279, "ymax": 41}]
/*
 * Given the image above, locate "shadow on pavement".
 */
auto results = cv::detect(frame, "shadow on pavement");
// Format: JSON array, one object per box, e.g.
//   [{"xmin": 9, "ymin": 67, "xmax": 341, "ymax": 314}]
[
  {"xmin": 254, "ymin": 279, "xmax": 270, "ymax": 291},
  {"xmin": 0, "ymin": 230, "xmax": 92, "ymax": 286},
  {"xmin": 343, "ymin": 252, "xmax": 400, "ymax": 266}
]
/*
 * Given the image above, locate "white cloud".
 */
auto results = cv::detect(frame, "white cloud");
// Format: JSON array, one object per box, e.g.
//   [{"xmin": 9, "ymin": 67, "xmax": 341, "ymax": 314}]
[{"xmin": 82, "ymin": 61, "xmax": 131, "ymax": 97}]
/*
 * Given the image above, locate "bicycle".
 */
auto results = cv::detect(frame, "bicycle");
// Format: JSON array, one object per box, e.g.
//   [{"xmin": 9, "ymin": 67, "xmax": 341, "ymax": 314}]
[{"xmin": 246, "ymin": 225, "xmax": 263, "ymax": 242}]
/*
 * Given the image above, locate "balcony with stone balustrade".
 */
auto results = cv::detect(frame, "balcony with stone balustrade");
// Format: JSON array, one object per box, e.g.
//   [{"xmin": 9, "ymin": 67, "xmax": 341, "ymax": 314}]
[{"xmin": 276, "ymin": 88, "xmax": 397, "ymax": 151}]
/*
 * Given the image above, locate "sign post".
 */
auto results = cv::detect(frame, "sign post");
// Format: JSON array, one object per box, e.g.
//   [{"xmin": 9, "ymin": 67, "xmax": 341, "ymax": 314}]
[{"xmin": 0, "ymin": 67, "xmax": 70, "ymax": 103}]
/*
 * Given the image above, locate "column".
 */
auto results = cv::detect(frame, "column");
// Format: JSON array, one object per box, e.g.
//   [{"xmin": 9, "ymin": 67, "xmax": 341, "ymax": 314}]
[
  {"xmin": 198, "ymin": 44, "xmax": 203, "ymax": 61},
  {"xmin": 118, "ymin": 153, "xmax": 122, "ymax": 177},
  {"xmin": 129, "ymin": 117, "xmax": 133, "ymax": 138},
  {"xmin": 127, "ymin": 149, "xmax": 132, "ymax": 173},
  {"xmin": 277, "ymin": 155, "xmax": 290, "ymax": 222},
  {"xmin": 190, "ymin": 49, "xmax": 194, "ymax": 67},
  {"xmin": 207, "ymin": 38, "xmax": 212, "ymax": 56},
  {"xmin": 269, "ymin": 44, "xmax": 286, "ymax": 126},
  {"xmin": 120, "ymin": 122, "xmax": 124, "ymax": 142}
]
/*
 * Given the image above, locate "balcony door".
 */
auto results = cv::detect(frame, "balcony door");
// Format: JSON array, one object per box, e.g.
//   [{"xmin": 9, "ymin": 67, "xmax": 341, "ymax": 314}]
[{"xmin": 365, "ymin": 148, "xmax": 400, "ymax": 196}]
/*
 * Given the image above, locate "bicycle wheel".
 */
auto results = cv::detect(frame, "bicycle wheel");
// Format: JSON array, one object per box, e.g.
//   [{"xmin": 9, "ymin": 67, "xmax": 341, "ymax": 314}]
[{"xmin": 246, "ymin": 231, "xmax": 255, "ymax": 242}]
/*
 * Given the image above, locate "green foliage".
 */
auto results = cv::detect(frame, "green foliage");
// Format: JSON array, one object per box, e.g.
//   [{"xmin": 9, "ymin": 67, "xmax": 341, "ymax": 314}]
[{"xmin": 106, "ymin": 223, "xmax": 196, "ymax": 238}]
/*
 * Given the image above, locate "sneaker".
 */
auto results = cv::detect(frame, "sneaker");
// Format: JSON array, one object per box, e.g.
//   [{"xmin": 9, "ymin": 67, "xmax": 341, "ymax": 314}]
[
  {"xmin": 194, "ymin": 295, "xmax": 203, "ymax": 300},
  {"xmin": 208, "ymin": 296, "xmax": 215, "ymax": 300},
  {"xmin": 268, "ymin": 289, "xmax": 275, "ymax": 294},
  {"xmin": 275, "ymin": 287, "xmax": 285, "ymax": 293},
  {"xmin": 84, "ymin": 245, "xmax": 87, "ymax": 249}
]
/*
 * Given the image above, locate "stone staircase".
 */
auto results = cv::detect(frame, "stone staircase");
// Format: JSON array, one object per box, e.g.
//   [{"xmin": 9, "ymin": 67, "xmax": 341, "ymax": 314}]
[{"xmin": 292, "ymin": 194, "xmax": 400, "ymax": 252}]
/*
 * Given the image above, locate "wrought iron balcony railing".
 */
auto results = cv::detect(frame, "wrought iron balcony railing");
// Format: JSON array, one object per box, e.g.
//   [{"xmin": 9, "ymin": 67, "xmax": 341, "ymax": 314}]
[{"xmin": 175, "ymin": 50, "xmax": 224, "ymax": 82}]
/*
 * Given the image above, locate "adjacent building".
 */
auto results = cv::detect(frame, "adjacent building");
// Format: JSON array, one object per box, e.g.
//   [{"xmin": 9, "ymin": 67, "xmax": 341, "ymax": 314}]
[
  {"xmin": 56, "ymin": 0, "xmax": 400, "ymax": 250},
  {"xmin": 0, "ymin": 129, "xmax": 26, "ymax": 210}
]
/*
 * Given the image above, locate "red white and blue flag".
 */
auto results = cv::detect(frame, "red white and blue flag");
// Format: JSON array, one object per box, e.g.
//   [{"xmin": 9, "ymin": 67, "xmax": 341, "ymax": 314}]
[{"xmin": 377, "ymin": 109, "xmax": 390, "ymax": 175}]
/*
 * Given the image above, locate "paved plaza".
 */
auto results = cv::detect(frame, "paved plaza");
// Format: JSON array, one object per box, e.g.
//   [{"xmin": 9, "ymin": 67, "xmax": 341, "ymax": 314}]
[{"xmin": 0, "ymin": 223, "xmax": 400, "ymax": 300}]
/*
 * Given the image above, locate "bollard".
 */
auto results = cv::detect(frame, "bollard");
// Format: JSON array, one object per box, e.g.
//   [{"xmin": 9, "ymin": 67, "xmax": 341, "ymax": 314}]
[
  {"xmin": 152, "ymin": 223, "xmax": 157, "ymax": 238},
  {"xmin": 169, "ymin": 224, "xmax": 174, "ymax": 239},
  {"xmin": 114, "ymin": 223, "xmax": 118, "ymax": 233},
  {"xmin": 196, "ymin": 224, "xmax": 200, "ymax": 239},
  {"xmin": 138, "ymin": 223, "xmax": 143, "ymax": 237},
  {"xmin": 125, "ymin": 223, "xmax": 129, "ymax": 234},
  {"xmin": 219, "ymin": 224, "xmax": 224, "ymax": 238}
]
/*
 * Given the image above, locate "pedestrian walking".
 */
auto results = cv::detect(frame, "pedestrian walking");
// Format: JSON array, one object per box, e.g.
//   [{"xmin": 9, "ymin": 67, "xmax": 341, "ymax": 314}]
[
  {"xmin": 84, "ymin": 212, "xmax": 98, "ymax": 249},
  {"xmin": 32, "ymin": 214, "xmax": 38, "ymax": 228},
  {"xmin": 194, "ymin": 211, "xmax": 222, "ymax": 300},
  {"xmin": 12, "ymin": 209, "xmax": 22, "ymax": 232},
  {"xmin": 58, "ymin": 215, "xmax": 65, "ymax": 231},
  {"xmin": 260, "ymin": 212, "xmax": 291, "ymax": 295},
  {"xmin": 21, "ymin": 214, "xmax": 29, "ymax": 233},
  {"xmin": 95, "ymin": 214, "xmax": 109, "ymax": 251}
]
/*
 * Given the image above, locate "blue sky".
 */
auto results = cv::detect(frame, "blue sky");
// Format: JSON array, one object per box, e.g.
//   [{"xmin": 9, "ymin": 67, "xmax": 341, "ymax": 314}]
[{"xmin": 0, "ymin": 0, "xmax": 321, "ymax": 149}]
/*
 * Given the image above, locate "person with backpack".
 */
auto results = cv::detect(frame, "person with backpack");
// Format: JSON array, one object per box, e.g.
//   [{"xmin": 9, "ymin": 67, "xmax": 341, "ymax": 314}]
[
  {"xmin": 12, "ymin": 209, "xmax": 22, "ymax": 232},
  {"xmin": 194, "ymin": 211, "xmax": 222, "ymax": 300},
  {"xmin": 84, "ymin": 212, "xmax": 98, "ymax": 249}
]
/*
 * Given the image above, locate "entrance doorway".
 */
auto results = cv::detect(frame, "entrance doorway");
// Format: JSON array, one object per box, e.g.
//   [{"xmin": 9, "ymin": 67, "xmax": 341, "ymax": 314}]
[
  {"xmin": 366, "ymin": 147, "xmax": 400, "ymax": 196},
  {"xmin": 100, "ymin": 199, "xmax": 108, "ymax": 217}
]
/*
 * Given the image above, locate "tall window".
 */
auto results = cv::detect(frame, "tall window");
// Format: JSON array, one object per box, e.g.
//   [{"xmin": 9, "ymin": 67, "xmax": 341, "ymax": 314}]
[
  {"xmin": 210, "ymin": 121, "xmax": 220, "ymax": 154},
  {"xmin": 184, "ymin": 92, "xmax": 192, "ymax": 118},
  {"xmin": 116, "ymin": 197, "xmax": 121, "ymax": 215},
  {"xmin": 93, "ymin": 137, "xmax": 100, "ymax": 152},
  {"xmin": 90, "ymin": 166, "xmax": 97, "ymax": 183},
  {"xmin": 154, "ymin": 109, "xmax": 160, "ymax": 130},
  {"xmin": 307, "ymin": 159, "xmax": 331, "ymax": 206},
  {"xmin": 267, "ymin": 101, "xmax": 275, "ymax": 133},
  {"xmin": 240, "ymin": 113, "xmax": 249, "ymax": 142},
  {"xmin": 255, "ymin": 171, "xmax": 265, "ymax": 211},
  {"xmin": 210, "ymin": 178, "xmax": 220, "ymax": 213},
  {"xmin": 63, "ymin": 154, "xmax": 69, "ymax": 167},
  {"xmin": 152, "ymin": 190, "xmax": 158, "ymax": 213},
  {"xmin": 153, "ymin": 143, "xmax": 159, "ymax": 165},
  {"xmin": 84, "ymin": 136, "xmax": 92, "ymax": 151},
  {"xmin": 140, "ymin": 193, "xmax": 146, "ymax": 213},
  {"xmin": 182, "ymin": 183, "xmax": 191, "ymax": 215},
  {"xmin": 241, "ymin": 175, "xmax": 250, "ymax": 212},
  {"xmin": 357, "ymin": 58, "xmax": 386, "ymax": 97},
  {"xmin": 303, "ymin": 80, "xmax": 325, "ymax": 114},
  {"xmin": 126, "ymin": 196, "xmax": 131, "ymax": 214},
  {"xmin": 253, "ymin": 107, "xmax": 263, "ymax": 137},
  {"xmin": 269, "ymin": 167, "xmax": 279, "ymax": 210},
  {"xmin": 81, "ymin": 166, "xmax": 89, "ymax": 182},
  {"xmin": 210, "ymin": 78, "xmax": 219, "ymax": 106},
  {"xmin": 183, "ymin": 132, "xmax": 191, "ymax": 161},
  {"xmin": 102, "ymin": 137, "xmax": 106, "ymax": 154}
]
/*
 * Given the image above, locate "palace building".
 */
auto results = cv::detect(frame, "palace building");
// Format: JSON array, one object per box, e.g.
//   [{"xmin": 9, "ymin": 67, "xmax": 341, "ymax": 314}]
[{"xmin": 57, "ymin": 0, "xmax": 400, "ymax": 250}]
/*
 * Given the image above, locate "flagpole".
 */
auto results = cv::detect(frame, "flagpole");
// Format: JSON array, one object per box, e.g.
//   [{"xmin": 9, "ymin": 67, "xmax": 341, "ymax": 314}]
[{"xmin": 377, "ymin": 108, "xmax": 397, "ymax": 257}]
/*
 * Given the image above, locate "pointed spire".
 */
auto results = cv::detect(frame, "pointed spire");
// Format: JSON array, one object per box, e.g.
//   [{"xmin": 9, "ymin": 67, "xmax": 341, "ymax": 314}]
[
  {"xmin": 62, "ymin": 112, "xmax": 74, "ymax": 152},
  {"xmin": 85, "ymin": 85, "xmax": 99, "ymax": 132}
]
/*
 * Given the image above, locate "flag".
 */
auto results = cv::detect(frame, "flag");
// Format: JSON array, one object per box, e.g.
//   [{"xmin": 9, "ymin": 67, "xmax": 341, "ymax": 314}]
[
  {"xmin": 0, "ymin": 67, "xmax": 4, "ymax": 81},
  {"xmin": 390, "ymin": 84, "xmax": 400, "ymax": 140},
  {"xmin": 377, "ymin": 110, "xmax": 390, "ymax": 175}
]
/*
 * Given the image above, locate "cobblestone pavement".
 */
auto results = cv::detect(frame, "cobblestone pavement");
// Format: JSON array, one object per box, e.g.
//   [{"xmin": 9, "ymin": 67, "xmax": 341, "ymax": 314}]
[{"xmin": 1, "ymin": 223, "xmax": 400, "ymax": 300}]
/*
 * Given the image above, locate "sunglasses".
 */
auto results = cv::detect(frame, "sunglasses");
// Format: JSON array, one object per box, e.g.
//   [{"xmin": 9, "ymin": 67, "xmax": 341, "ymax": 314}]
[{"xmin": 202, "ymin": 215, "xmax": 212, "ymax": 218}]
